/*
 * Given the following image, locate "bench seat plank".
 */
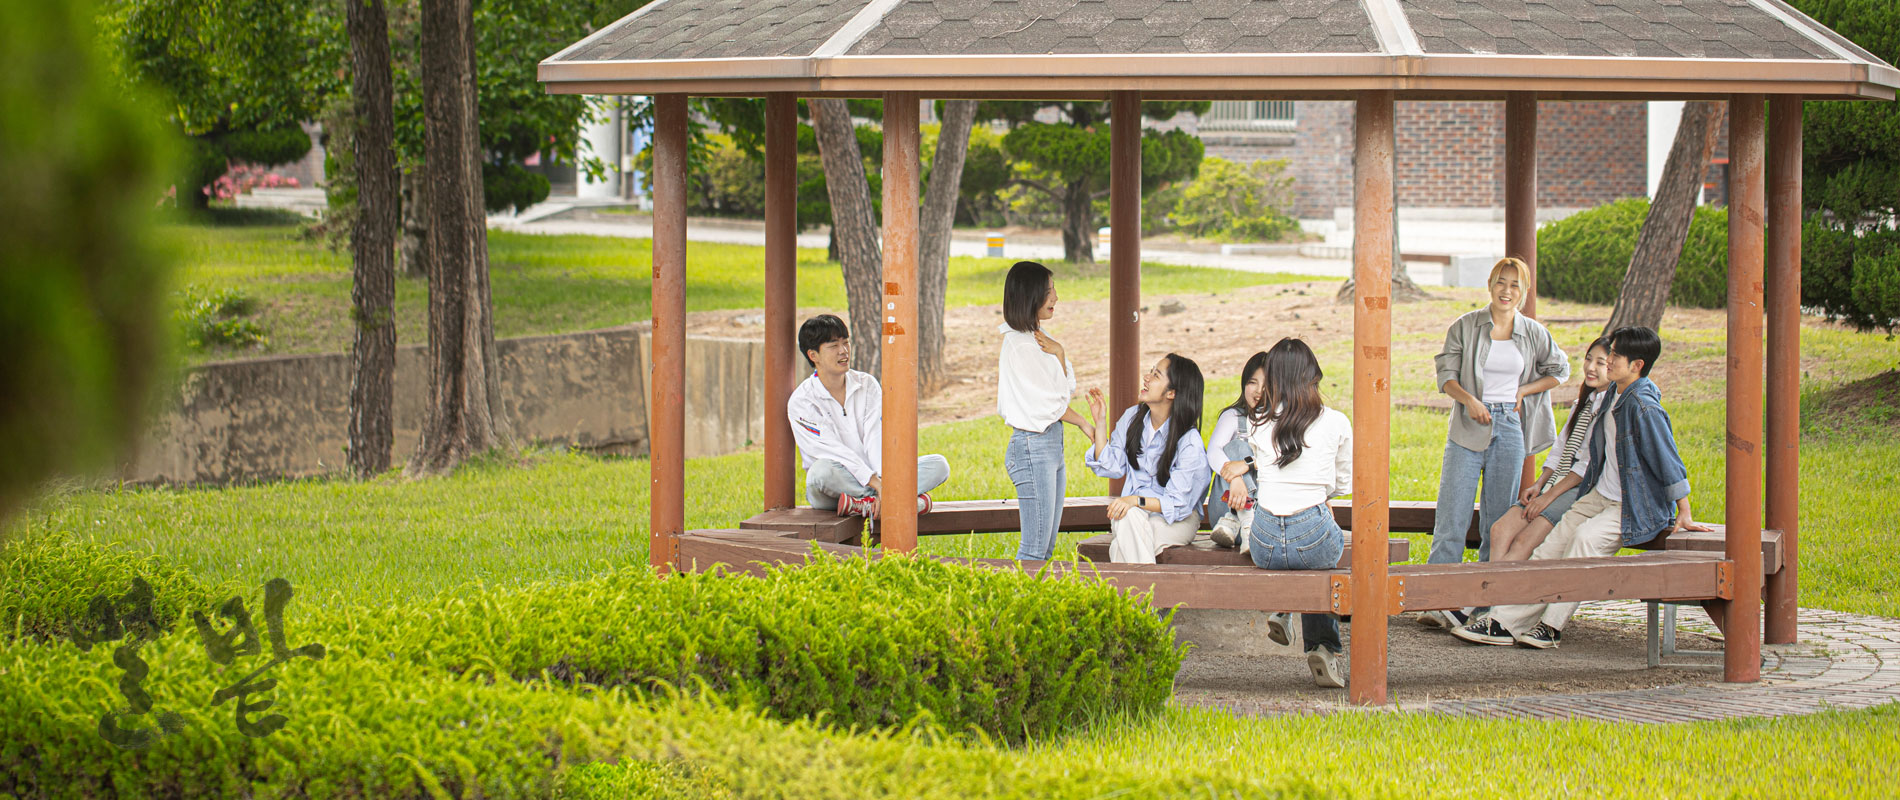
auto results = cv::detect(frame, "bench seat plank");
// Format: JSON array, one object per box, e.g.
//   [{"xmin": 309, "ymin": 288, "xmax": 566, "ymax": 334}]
[{"xmin": 1075, "ymin": 533, "xmax": 1407, "ymax": 567}]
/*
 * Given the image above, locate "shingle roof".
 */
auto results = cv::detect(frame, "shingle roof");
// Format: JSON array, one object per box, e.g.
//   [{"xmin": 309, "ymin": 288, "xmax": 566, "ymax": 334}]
[{"xmin": 540, "ymin": 0, "xmax": 1899, "ymax": 100}]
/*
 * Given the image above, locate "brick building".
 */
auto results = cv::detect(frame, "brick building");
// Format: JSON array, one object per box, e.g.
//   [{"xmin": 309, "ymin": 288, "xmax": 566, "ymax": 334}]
[{"xmin": 1200, "ymin": 99, "xmax": 1651, "ymax": 218}]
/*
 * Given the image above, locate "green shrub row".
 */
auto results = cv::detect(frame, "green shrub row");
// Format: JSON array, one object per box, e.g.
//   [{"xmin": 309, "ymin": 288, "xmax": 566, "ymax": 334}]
[
  {"xmin": 314, "ymin": 553, "xmax": 1185, "ymax": 745},
  {"xmin": 1535, "ymin": 197, "xmax": 1729, "ymax": 308},
  {"xmin": 1, "ymin": 532, "xmax": 216, "ymax": 644}
]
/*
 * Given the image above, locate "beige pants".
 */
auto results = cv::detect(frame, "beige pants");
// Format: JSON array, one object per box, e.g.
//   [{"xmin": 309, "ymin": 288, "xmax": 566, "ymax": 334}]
[
  {"xmin": 1490, "ymin": 490, "xmax": 1624, "ymax": 636},
  {"xmin": 1108, "ymin": 507, "xmax": 1200, "ymax": 564}
]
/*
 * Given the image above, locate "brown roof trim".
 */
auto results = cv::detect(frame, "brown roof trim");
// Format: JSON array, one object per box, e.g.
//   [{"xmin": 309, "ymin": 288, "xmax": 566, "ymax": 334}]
[{"xmin": 539, "ymin": 52, "xmax": 1896, "ymax": 100}]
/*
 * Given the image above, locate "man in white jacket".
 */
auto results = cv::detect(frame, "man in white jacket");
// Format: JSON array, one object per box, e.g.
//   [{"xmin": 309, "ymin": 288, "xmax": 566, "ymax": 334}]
[{"xmin": 789, "ymin": 315, "xmax": 950, "ymax": 518}]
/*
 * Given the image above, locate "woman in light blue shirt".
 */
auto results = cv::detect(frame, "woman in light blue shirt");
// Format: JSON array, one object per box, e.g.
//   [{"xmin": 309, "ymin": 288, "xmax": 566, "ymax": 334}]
[{"xmin": 1083, "ymin": 353, "xmax": 1209, "ymax": 564}]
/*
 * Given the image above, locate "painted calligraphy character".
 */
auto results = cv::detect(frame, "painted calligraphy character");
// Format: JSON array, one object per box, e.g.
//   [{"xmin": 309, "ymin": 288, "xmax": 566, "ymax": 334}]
[
  {"xmin": 194, "ymin": 577, "xmax": 325, "ymax": 738},
  {"xmin": 68, "ymin": 577, "xmax": 186, "ymax": 749}
]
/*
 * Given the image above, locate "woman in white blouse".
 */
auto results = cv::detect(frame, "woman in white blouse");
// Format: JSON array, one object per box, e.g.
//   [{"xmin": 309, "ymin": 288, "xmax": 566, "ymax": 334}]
[
  {"xmin": 997, "ymin": 261, "xmax": 1093, "ymax": 560},
  {"xmin": 1225, "ymin": 337, "xmax": 1353, "ymax": 689}
]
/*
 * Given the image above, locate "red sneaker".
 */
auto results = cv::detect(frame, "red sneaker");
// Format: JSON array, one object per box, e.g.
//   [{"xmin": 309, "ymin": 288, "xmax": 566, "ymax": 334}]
[
  {"xmin": 917, "ymin": 493, "xmax": 934, "ymax": 515},
  {"xmin": 837, "ymin": 494, "xmax": 879, "ymax": 519}
]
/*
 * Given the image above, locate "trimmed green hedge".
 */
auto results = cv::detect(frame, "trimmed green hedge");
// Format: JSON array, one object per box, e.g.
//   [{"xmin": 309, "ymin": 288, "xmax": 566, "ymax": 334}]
[
  {"xmin": 1536, "ymin": 197, "xmax": 1729, "ymax": 308},
  {"xmin": 1, "ymin": 532, "xmax": 215, "ymax": 644},
  {"xmin": 315, "ymin": 554, "xmax": 1184, "ymax": 745}
]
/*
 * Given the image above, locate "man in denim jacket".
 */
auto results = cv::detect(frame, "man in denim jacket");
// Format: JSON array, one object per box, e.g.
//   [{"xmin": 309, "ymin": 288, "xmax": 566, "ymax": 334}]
[{"xmin": 1453, "ymin": 326, "xmax": 1711, "ymax": 649}]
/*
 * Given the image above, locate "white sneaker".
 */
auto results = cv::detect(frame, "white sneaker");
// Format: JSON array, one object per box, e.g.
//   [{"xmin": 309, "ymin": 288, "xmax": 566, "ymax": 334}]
[
  {"xmin": 1308, "ymin": 650, "xmax": 1346, "ymax": 689},
  {"xmin": 1210, "ymin": 513, "xmax": 1242, "ymax": 549},
  {"xmin": 1266, "ymin": 612, "xmax": 1292, "ymax": 647}
]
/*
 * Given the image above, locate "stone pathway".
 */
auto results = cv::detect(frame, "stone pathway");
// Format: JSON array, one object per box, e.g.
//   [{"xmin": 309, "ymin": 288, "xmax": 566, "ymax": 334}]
[{"xmin": 1426, "ymin": 601, "xmax": 1900, "ymax": 722}]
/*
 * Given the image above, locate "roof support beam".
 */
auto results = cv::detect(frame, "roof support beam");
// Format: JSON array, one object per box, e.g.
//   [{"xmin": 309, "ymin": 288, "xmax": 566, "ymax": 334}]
[
  {"xmin": 1108, "ymin": 91, "xmax": 1142, "ymax": 497},
  {"xmin": 1505, "ymin": 92, "xmax": 1541, "ymax": 494},
  {"xmin": 1723, "ymin": 94, "xmax": 1766, "ymax": 682},
  {"xmin": 763, "ymin": 93, "xmax": 800, "ymax": 512},
  {"xmin": 650, "ymin": 93, "xmax": 690, "ymax": 573},
  {"xmin": 879, "ymin": 91, "xmax": 922, "ymax": 552},
  {"xmin": 1350, "ymin": 90, "xmax": 1397, "ymax": 706},
  {"xmin": 1764, "ymin": 96, "xmax": 1802, "ymax": 645}
]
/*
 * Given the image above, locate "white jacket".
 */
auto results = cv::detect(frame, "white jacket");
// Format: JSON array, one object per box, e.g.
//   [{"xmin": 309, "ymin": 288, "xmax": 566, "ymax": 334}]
[{"xmin": 788, "ymin": 370, "xmax": 882, "ymax": 484}]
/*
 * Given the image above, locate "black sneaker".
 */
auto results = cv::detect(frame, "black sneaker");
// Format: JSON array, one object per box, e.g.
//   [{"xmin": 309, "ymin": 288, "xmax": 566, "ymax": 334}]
[
  {"xmin": 1515, "ymin": 622, "xmax": 1563, "ymax": 649},
  {"xmin": 1449, "ymin": 616, "xmax": 1515, "ymax": 646},
  {"xmin": 1417, "ymin": 609, "xmax": 1469, "ymax": 630}
]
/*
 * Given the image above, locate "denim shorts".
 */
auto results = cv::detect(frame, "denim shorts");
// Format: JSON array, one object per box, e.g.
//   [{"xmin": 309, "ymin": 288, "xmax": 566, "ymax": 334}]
[{"xmin": 1511, "ymin": 484, "xmax": 1581, "ymax": 526}]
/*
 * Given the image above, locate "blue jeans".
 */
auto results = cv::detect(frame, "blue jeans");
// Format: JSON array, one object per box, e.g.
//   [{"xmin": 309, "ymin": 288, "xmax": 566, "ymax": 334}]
[
  {"xmin": 1431, "ymin": 404, "xmax": 1524, "ymax": 565},
  {"xmin": 1248, "ymin": 503, "xmax": 1344, "ymax": 653},
  {"xmin": 806, "ymin": 455, "xmax": 951, "ymax": 510},
  {"xmin": 1006, "ymin": 423, "xmax": 1066, "ymax": 560}
]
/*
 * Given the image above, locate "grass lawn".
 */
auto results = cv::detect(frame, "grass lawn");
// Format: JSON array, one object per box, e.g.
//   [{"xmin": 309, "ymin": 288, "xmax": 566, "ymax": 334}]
[{"xmin": 165, "ymin": 220, "xmax": 1306, "ymax": 363}]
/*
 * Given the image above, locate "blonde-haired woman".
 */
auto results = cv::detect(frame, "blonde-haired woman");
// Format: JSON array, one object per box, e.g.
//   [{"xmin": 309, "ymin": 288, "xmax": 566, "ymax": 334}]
[{"xmin": 1419, "ymin": 257, "xmax": 1570, "ymax": 629}]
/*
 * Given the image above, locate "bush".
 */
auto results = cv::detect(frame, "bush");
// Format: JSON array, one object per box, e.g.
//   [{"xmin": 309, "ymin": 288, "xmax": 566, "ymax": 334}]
[
  {"xmin": 314, "ymin": 554, "xmax": 1184, "ymax": 745},
  {"xmin": 1169, "ymin": 157, "xmax": 1299, "ymax": 242},
  {"xmin": 172, "ymin": 285, "xmax": 267, "ymax": 351},
  {"xmin": 1535, "ymin": 197, "xmax": 1730, "ymax": 308},
  {"xmin": 0, "ymin": 531, "xmax": 216, "ymax": 644}
]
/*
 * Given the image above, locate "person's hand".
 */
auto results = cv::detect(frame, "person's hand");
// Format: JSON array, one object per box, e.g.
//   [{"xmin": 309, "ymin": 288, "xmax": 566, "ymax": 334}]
[
  {"xmin": 1033, "ymin": 329, "xmax": 1065, "ymax": 361},
  {"xmin": 1673, "ymin": 502, "xmax": 1716, "ymax": 534},
  {"xmin": 1518, "ymin": 484, "xmax": 1542, "ymax": 506},
  {"xmin": 1086, "ymin": 387, "xmax": 1107, "ymax": 425},
  {"xmin": 1466, "ymin": 399, "xmax": 1492, "ymax": 425},
  {"xmin": 1218, "ymin": 459, "xmax": 1250, "ymax": 482},
  {"xmin": 1226, "ymin": 478, "xmax": 1250, "ymax": 508},
  {"xmin": 1523, "ymin": 491, "xmax": 1553, "ymax": 521},
  {"xmin": 1107, "ymin": 495, "xmax": 1139, "ymax": 521},
  {"xmin": 867, "ymin": 474, "xmax": 882, "ymax": 494}
]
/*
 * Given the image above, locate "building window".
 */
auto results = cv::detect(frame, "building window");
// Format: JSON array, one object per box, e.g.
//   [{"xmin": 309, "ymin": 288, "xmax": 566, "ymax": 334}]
[{"xmin": 1200, "ymin": 100, "xmax": 1296, "ymax": 132}]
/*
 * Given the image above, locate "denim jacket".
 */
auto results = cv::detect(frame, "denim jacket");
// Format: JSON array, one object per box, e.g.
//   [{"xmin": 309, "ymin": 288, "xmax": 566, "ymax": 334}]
[{"xmin": 1577, "ymin": 377, "xmax": 1692, "ymax": 547}]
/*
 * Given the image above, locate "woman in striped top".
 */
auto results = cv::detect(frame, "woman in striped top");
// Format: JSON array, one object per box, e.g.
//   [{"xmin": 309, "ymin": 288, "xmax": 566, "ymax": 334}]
[{"xmin": 1488, "ymin": 336, "xmax": 1613, "ymax": 562}]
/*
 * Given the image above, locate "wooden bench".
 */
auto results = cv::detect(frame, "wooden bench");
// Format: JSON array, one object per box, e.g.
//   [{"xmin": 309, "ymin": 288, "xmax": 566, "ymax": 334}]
[{"xmin": 1074, "ymin": 533, "xmax": 1408, "ymax": 568}]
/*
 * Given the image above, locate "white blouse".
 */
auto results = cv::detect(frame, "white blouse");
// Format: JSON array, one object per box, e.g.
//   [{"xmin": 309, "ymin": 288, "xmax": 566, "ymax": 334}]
[
  {"xmin": 995, "ymin": 323, "xmax": 1076, "ymax": 433},
  {"xmin": 1245, "ymin": 407, "xmax": 1354, "ymax": 517}
]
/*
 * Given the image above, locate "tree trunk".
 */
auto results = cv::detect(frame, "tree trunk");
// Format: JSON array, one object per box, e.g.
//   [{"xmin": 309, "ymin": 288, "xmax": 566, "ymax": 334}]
[
  {"xmin": 400, "ymin": 168, "xmax": 428, "ymax": 278},
  {"xmin": 408, "ymin": 0, "xmax": 505, "ymax": 476},
  {"xmin": 346, "ymin": 0, "xmax": 398, "ymax": 478},
  {"xmin": 1605, "ymin": 101, "xmax": 1726, "ymax": 334},
  {"xmin": 1060, "ymin": 178, "xmax": 1095, "ymax": 264},
  {"xmin": 918, "ymin": 100, "xmax": 977, "ymax": 394},
  {"xmin": 810, "ymin": 98, "xmax": 884, "ymax": 375}
]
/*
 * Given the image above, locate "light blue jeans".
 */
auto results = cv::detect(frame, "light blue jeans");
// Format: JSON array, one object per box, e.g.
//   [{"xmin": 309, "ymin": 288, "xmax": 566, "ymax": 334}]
[
  {"xmin": 805, "ymin": 455, "xmax": 951, "ymax": 510},
  {"xmin": 1248, "ymin": 502, "xmax": 1345, "ymax": 653},
  {"xmin": 1006, "ymin": 423, "xmax": 1066, "ymax": 560},
  {"xmin": 1430, "ymin": 404, "xmax": 1524, "ymax": 565}
]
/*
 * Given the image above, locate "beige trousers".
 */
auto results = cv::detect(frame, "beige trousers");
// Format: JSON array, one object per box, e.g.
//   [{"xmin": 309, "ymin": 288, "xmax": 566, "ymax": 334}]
[
  {"xmin": 1490, "ymin": 490, "xmax": 1624, "ymax": 636},
  {"xmin": 1108, "ymin": 507, "xmax": 1200, "ymax": 564}
]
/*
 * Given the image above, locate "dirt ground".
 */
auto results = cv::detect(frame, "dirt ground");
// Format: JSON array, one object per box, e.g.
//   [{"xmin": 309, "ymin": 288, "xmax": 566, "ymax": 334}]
[
  {"xmin": 687, "ymin": 278, "xmax": 1858, "ymax": 426},
  {"xmin": 1173, "ymin": 614, "xmax": 1725, "ymax": 713}
]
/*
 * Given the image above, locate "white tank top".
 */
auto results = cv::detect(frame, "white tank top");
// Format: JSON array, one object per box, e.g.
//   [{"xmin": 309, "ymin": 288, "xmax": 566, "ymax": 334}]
[{"xmin": 1481, "ymin": 339, "xmax": 1522, "ymax": 405}]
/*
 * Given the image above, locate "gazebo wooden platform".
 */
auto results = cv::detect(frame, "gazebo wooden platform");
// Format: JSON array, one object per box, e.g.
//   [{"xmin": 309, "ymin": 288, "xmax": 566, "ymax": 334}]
[{"xmin": 541, "ymin": 0, "xmax": 1897, "ymax": 704}]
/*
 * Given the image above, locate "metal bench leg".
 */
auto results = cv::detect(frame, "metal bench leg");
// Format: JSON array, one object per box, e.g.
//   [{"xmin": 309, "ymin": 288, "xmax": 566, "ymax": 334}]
[
  {"xmin": 1647, "ymin": 601, "xmax": 1661, "ymax": 668},
  {"xmin": 1662, "ymin": 602, "xmax": 1679, "ymax": 657}
]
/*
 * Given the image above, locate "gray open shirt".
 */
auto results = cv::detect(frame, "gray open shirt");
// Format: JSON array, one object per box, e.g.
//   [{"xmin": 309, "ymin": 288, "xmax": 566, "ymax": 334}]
[{"xmin": 1433, "ymin": 308, "xmax": 1571, "ymax": 455}]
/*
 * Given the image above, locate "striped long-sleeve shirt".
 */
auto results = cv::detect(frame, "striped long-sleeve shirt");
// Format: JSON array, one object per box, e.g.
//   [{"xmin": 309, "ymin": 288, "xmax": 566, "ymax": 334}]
[{"xmin": 1542, "ymin": 390, "xmax": 1606, "ymax": 492}]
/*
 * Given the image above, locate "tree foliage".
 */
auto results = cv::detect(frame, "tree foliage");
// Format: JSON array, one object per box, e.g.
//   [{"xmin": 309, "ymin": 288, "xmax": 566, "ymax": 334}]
[
  {"xmin": 2, "ymin": 0, "xmax": 173, "ymax": 523},
  {"xmin": 1790, "ymin": 0, "xmax": 1900, "ymax": 331}
]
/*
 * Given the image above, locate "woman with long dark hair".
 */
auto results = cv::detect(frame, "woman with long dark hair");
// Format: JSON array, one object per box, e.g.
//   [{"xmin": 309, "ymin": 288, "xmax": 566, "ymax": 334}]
[
  {"xmin": 997, "ymin": 261, "xmax": 1093, "ymax": 561},
  {"xmin": 1235, "ymin": 338, "xmax": 1353, "ymax": 688},
  {"xmin": 1205, "ymin": 351, "xmax": 1270, "ymax": 550},
  {"xmin": 1083, "ymin": 353, "xmax": 1209, "ymax": 564},
  {"xmin": 1485, "ymin": 336, "xmax": 1613, "ymax": 563}
]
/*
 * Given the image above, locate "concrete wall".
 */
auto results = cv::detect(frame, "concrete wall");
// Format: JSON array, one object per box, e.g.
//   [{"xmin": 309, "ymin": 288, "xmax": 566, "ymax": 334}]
[{"xmin": 126, "ymin": 328, "xmax": 767, "ymax": 485}]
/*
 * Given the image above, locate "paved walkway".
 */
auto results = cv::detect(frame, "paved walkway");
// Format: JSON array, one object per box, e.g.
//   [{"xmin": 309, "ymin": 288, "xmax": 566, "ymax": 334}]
[{"xmin": 1426, "ymin": 601, "xmax": 1900, "ymax": 722}]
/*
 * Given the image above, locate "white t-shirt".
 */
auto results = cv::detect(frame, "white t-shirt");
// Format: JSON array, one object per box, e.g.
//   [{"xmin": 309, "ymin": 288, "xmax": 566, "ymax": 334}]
[
  {"xmin": 1245, "ymin": 407, "xmax": 1354, "ymax": 517},
  {"xmin": 1481, "ymin": 338, "xmax": 1523, "ymax": 404},
  {"xmin": 995, "ymin": 324, "xmax": 1076, "ymax": 432},
  {"xmin": 1597, "ymin": 391, "xmax": 1624, "ymax": 503}
]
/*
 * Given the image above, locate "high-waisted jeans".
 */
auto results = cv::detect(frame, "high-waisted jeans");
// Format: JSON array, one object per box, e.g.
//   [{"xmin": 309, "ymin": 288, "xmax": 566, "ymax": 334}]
[
  {"xmin": 1249, "ymin": 502, "xmax": 1344, "ymax": 653},
  {"xmin": 1430, "ymin": 404, "xmax": 1524, "ymax": 565},
  {"xmin": 1006, "ymin": 423, "xmax": 1066, "ymax": 560}
]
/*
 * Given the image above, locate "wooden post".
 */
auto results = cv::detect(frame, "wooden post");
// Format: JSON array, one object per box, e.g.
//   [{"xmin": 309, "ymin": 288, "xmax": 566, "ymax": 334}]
[
  {"xmin": 880, "ymin": 92, "xmax": 921, "ymax": 552},
  {"xmin": 1350, "ymin": 90, "xmax": 1395, "ymax": 706},
  {"xmin": 1109, "ymin": 91, "xmax": 1142, "ymax": 496},
  {"xmin": 1765, "ymin": 96, "xmax": 1802, "ymax": 644},
  {"xmin": 650, "ymin": 93, "xmax": 688, "ymax": 572},
  {"xmin": 763, "ymin": 93, "xmax": 799, "ymax": 512},
  {"xmin": 1505, "ymin": 93, "xmax": 1541, "ymax": 492},
  {"xmin": 1725, "ymin": 95, "xmax": 1766, "ymax": 681}
]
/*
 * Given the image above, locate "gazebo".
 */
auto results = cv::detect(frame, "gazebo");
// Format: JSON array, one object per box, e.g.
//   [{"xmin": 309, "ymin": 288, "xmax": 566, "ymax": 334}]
[{"xmin": 540, "ymin": 0, "xmax": 1898, "ymax": 705}]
